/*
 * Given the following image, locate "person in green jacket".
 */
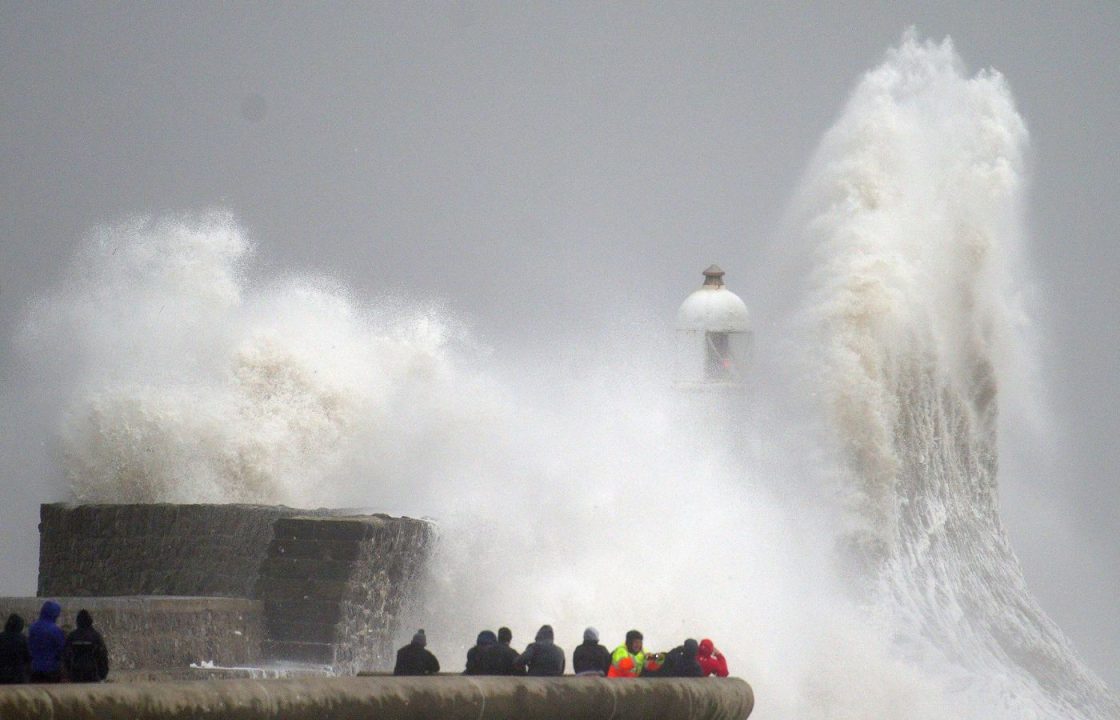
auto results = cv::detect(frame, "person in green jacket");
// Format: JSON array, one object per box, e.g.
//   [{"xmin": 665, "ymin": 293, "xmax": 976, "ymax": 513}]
[{"xmin": 607, "ymin": 629, "xmax": 645, "ymax": 677}]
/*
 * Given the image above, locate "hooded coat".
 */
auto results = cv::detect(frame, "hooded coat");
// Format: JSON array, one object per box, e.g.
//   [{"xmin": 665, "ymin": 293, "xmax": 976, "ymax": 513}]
[
  {"xmin": 0, "ymin": 614, "xmax": 31, "ymax": 684},
  {"xmin": 666, "ymin": 639, "xmax": 704, "ymax": 678},
  {"xmin": 463, "ymin": 630, "xmax": 498, "ymax": 675},
  {"xmin": 607, "ymin": 630, "xmax": 645, "ymax": 678},
  {"xmin": 572, "ymin": 627, "xmax": 611, "ymax": 675},
  {"xmin": 27, "ymin": 602, "xmax": 65, "ymax": 677},
  {"xmin": 697, "ymin": 638, "xmax": 728, "ymax": 677},
  {"xmin": 393, "ymin": 630, "xmax": 440, "ymax": 676},
  {"xmin": 63, "ymin": 610, "xmax": 109, "ymax": 682},
  {"xmin": 514, "ymin": 625, "xmax": 565, "ymax": 676}
]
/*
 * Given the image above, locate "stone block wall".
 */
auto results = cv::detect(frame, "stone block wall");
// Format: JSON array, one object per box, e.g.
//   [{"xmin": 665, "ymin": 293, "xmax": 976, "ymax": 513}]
[
  {"xmin": 35, "ymin": 504, "xmax": 435, "ymax": 673},
  {"xmin": 257, "ymin": 515, "xmax": 434, "ymax": 672},
  {"xmin": 37, "ymin": 504, "xmax": 330, "ymax": 598},
  {"xmin": 0, "ymin": 596, "xmax": 263, "ymax": 672}
]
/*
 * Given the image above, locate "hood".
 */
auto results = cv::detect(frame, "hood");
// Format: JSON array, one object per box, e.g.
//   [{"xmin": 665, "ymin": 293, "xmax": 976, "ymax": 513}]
[
  {"xmin": 698, "ymin": 638, "xmax": 714, "ymax": 657},
  {"xmin": 76, "ymin": 609, "xmax": 93, "ymax": 629},
  {"xmin": 498, "ymin": 627, "xmax": 512, "ymax": 644},
  {"xmin": 38, "ymin": 601, "xmax": 61, "ymax": 623},
  {"xmin": 583, "ymin": 626, "xmax": 599, "ymax": 643},
  {"xmin": 4, "ymin": 614, "xmax": 24, "ymax": 633},
  {"xmin": 477, "ymin": 630, "xmax": 497, "ymax": 646},
  {"xmin": 683, "ymin": 639, "xmax": 699, "ymax": 658},
  {"xmin": 535, "ymin": 624, "xmax": 554, "ymax": 642}
]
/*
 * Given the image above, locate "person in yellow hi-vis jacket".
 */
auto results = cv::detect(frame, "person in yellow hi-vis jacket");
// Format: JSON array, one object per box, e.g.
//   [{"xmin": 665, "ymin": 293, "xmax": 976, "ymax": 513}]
[{"xmin": 607, "ymin": 629, "xmax": 645, "ymax": 677}]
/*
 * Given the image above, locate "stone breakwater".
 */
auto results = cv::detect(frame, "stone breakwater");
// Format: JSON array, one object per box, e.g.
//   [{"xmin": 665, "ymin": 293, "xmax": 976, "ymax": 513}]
[
  {"xmin": 33, "ymin": 503, "xmax": 434, "ymax": 672},
  {"xmin": 0, "ymin": 676, "xmax": 754, "ymax": 720},
  {"xmin": 38, "ymin": 504, "xmax": 349, "ymax": 598}
]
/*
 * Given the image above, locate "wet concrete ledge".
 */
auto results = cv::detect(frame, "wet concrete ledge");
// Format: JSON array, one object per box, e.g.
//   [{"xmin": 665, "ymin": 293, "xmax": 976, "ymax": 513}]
[{"xmin": 0, "ymin": 675, "xmax": 754, "ymax": 720}]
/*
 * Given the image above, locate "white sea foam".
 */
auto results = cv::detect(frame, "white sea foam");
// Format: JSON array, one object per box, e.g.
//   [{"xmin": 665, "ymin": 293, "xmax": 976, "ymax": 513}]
[
  {"xmin": 15, "ymin": 31, "xmax": 1116, "ymax": 720},
  {"xmin": 789, "ymin": 31, "xmax": 1117, "ymax": 718}
]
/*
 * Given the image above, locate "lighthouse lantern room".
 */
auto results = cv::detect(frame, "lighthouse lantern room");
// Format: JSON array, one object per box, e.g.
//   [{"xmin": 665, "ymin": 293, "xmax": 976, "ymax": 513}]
[{"xmin": 675, "ymin": 265, "xmax": 752, "ymax": 392}]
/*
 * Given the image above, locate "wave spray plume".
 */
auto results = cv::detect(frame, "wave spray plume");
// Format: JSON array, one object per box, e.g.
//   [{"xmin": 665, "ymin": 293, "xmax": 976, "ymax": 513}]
[{"xmin": 794, "ymin": 32, "xmax": 1118, "ymax": 718}]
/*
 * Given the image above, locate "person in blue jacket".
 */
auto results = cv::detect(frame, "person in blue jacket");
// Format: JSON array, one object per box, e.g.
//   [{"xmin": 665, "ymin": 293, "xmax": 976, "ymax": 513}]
[{"xmin": 27, "ymin": 601, "xmax": 65, "ymax": 682}]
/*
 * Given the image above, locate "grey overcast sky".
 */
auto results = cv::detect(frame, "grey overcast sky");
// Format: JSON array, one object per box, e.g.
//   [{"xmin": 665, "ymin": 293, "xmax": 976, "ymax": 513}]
[{"xmin": 1, "ymin": 1, "xmax": 1117, "ymax": 688}]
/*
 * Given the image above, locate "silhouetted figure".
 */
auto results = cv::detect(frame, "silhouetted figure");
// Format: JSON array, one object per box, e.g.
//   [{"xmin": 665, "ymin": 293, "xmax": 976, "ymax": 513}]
[
  {"xmin": 62, "ymin": 610, "xmax": 109, "ymax": 683},
  {"xmin": 464, "ymin": 630, "xmax": 498, "ymax": 675},
  {"xmin": 28, "ymin": 601, "xmax": 65, "ymax": 683},
  {"xmin": 572, "ymin": 626, "xmax": 611, "ymax": 676},
  {"xmin": 0, "ymin": 614, "xmax": 31, "ymax": 684},
  {"xmin": 514, "ymin": 624, "xmax": 565, "ymax": 676},
  {"xmin": 697, "ymin": 638, "xmax": 728, "ymax": 677},
  {"xmin": 489, "ymin": 626, "xmax": 521, "ymax": 675},
  {"xmin": 394, "ymin": 629, "xmax": 440, "ymax": 676},
  {"xmin": 662, "ymin": 639, "xmax": 704, "ymax": 678}
]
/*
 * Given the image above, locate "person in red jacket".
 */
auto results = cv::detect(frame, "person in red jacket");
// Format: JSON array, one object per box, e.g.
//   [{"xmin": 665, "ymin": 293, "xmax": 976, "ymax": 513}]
[{"xmin": 697, "ymin": 638, "xmax": 728, "ymax": 677}]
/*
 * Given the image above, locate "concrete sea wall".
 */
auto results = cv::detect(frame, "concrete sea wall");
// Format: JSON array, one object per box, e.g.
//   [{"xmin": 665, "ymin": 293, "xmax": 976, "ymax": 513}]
[
  {"xmin": 38, "ymin": 504, "xmax": 333, "ymax": 598},
  {"xmin": 257, "ymin": 514, "xmax": 434, "ymax": 671},
  {"xmin": 34, "ymin": 504, "xmax": 434, "ymax": 671},
  {"xmin": 0, "ymin": 676, "xmax": 754, "ymax": 720}
]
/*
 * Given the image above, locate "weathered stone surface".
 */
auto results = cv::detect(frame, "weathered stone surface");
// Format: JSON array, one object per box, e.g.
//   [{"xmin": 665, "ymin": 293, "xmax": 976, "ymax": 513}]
[
  {"xmin": 0, "ymin": 676, "xmax": 754, "ymax": 720},
  {"xmin": 263, "ymin": 599, "xmax": 342, "ymax": 626},
  {"xmin": 36, "ymin": 504, "xmax": 436, "ymax": 673},
  {"xmin": 334, "ymin": 518, "xmax": 434, "ymax": 673},
  {"xmin": 38, "ymin": 504, "xmax": 345, "ymax": 598},
  {"xmin": 261, "ymin": 640, "xmax": 335, "ymax": 665},
  {"xmin": 255, "ymin": 515, "xmax": 434, "ymax": 672},
  {"xmin": 0, "ymin": 597, "xmax": 263, "ymax": 672}
]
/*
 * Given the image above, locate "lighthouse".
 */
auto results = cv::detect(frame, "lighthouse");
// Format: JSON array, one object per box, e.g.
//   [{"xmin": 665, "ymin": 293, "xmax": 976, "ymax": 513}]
[{"xmin": 674, "ymin": 265, "xmax": 752, "ymax": 393}]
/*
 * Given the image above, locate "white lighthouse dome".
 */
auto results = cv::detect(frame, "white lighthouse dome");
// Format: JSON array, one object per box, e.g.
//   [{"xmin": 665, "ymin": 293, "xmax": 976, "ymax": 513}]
[{"xmin": 676, "ymin": 265, "xmax": 751, "ymax": 332}]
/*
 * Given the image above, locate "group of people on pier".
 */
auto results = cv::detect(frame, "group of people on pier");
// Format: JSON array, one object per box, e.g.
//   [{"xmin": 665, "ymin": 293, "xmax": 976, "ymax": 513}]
[
  {"xmin": 5, "ymin": 603, "xmax": 731, "ymax": 683},
  {"xmin": 394, "ymin": 625, "xmax": 729, "ymax": 678},
  {"xmin": 0, "ymin": 602, "xmax": 109, "ymax": 684}
]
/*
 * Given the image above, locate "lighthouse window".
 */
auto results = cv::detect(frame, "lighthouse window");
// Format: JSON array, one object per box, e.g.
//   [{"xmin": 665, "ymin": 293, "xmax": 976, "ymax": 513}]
[{"xmin": 705, "ymin": 331, "xmax": 734, "ymax": 380}]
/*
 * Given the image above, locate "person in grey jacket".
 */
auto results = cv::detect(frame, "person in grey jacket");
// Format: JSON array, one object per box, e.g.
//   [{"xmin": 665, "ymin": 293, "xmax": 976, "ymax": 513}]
[{"xmin": 514, "ymin": 624, "xmax": 565, "ymax": 676}]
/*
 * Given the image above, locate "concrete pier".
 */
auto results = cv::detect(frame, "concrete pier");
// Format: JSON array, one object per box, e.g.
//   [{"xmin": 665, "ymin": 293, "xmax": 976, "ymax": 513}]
[{"xmin": 0, "ymin": 676, "xmax": 754, "ymax": 719}]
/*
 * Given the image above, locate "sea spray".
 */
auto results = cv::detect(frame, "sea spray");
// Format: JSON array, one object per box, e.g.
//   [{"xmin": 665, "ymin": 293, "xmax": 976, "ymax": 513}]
[
  {"xmin": 22, "ymin": 212, "xmax": 504, "ymax": 507},
  {"xmin": 792, "ymin": 32, "xmax": 1118, "ymax": 717},
  {"xmin": 20, "ymin": 211, "xmax": 834, "ymax": 713}
]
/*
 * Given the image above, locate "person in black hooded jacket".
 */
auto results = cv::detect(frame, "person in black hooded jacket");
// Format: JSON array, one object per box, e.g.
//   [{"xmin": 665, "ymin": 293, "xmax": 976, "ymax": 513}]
[
  {"xmin": 0, "ymin": 613, "xmax": 31, "ymax": 684},
  {"xmin": 394, "ymin": 629, "xmax": 440, "ymax": 675},
  {"xmin": 463, "ymin": 630, "xmax": 498, "ymax": 675},
  {"xmin": 62, "ymin": 609, "xmax": 109, "ymax": 683},
  {"xmin": 661, "ymin": 638, "xmax": 704, "ymax": 678},
  {"xmin": 514, "ymin": 625, "xmax": 565, "ymax": 676},
  {"xmin": 572, "ymin": 626, "xmax": 611, "ymax": 676}
]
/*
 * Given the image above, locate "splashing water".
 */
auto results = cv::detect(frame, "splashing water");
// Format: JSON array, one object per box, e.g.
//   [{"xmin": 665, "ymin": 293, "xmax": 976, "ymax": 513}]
[
  {"xmin": 793, "ymin": 32, "xmax": 1118, "ymax": 718},
  {"xmin": 20, "ymin": 212, "xmax": 502, "ymax": 507},
  {"xmin": 13, "ymin": 32, "xmax": 1117, "ymax": 720}
]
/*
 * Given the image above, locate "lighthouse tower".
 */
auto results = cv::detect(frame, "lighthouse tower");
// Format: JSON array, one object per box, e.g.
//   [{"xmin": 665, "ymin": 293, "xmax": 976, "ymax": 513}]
[{"xmin": 674, "ymin": 265, "xmax": 752, "ymax": 393}]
